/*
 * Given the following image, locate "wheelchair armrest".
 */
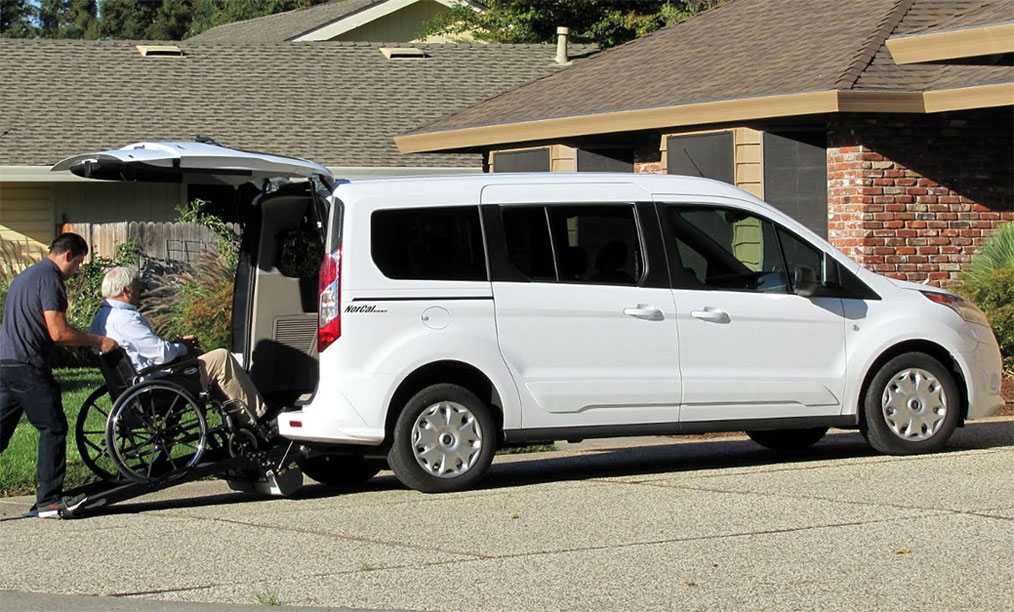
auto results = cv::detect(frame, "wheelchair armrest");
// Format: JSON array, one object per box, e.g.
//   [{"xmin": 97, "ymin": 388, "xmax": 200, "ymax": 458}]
[
  {"xmin": 134, "ymin": 356, "xmax": 202, "ymax": 382},
  {"xmin": 134, "ymin": 356, "xmax": 207, "ymax": 399}
]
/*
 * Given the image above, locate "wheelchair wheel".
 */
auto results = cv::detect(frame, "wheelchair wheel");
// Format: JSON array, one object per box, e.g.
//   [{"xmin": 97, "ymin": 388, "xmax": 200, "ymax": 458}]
[
  {"xmin": 74, "ymin": 385, "xmax": 120, "ymax": 481},
  {"xmin": 105, "ymin": 382, "xmax": 209, "ymax": 482}
]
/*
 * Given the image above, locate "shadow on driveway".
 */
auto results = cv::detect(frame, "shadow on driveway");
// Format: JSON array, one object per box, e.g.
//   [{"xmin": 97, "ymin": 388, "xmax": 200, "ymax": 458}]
[{"xmin": 46, "ymin": 419, "xmax": 1014, "ymax": 518}]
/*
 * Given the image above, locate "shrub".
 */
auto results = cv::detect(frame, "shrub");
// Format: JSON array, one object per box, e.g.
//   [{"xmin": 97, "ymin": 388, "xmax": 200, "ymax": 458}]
[
  {"xmin": 166, "ymin": 251, "xmax": 236, "ymax": 351},
  {"xmin": 143, "ymin": 200, "xmax": 239, "ymax": 352},
  {"xmin": 961, "ymin": 221, "xmax": 1014, "ymax": 285},
  {"xmin": 959, "ymin": 222, "xmax": 1014, "ymax": 372},
  {"xmin": 177, "ymin": 198, "xmax": 239, "ymax": 266}
]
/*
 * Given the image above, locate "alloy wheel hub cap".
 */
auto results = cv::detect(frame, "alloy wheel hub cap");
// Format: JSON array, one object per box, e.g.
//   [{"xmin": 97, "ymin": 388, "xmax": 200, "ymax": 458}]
[
  {"xmin": 411, "ymin": 401, "xmax": 483, "ymax": 478},
  {"xmin": 881, "ymin": 367, "xmax": 947, "ymax": 441}
]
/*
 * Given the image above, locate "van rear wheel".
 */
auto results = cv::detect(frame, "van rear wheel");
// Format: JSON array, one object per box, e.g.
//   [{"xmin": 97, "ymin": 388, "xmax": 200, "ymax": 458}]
[{"xmin": 387, "ymin": 384, "xmax": 495, "ymax": 493}]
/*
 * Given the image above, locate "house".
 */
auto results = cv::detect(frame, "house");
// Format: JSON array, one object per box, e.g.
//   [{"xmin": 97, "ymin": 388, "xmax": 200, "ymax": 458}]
[
  {"xmin": 396, "ymin": 0, "xmax": 1014, "ymax": 285},
  {"xmin": 186, "ymin": 0, "xmax": 485, "ymax": 43},
  {"xmin": 0, "ymin": 38, "xmax": 594, "ymax": 256}
]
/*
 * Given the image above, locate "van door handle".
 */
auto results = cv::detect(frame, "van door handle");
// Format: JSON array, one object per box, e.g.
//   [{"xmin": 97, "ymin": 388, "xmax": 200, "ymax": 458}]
[
  {"xmin": 623, "ymin": 305, "xmax": 664, "ymax": 321},
  {"xmin": 690, "ymin": 308, "xmax": 730, "ymax": 323}
]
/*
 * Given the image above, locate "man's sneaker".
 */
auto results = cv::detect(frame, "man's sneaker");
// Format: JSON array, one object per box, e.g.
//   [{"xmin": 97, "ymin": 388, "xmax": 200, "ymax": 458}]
[{"xmin": 33, "ymin": 494, "xmax": 87, "ymax": 519}]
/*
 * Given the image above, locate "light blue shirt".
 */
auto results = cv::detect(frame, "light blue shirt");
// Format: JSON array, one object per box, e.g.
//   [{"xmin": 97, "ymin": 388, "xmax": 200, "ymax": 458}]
[{"xmin": 90, "ymin": 299, "xmax": 187, "ymax": 371}]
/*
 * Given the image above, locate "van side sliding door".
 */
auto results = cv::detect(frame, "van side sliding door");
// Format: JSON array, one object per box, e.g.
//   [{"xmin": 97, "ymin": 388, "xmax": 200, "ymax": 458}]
[{"xmin": 486, "ymin": 200, "xmax": 681, "ymax": 430}]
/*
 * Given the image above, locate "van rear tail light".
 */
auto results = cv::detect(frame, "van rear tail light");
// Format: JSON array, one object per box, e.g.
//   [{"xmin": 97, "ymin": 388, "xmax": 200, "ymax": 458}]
[{"xmin": 318, "ymin": 249, "xmax": 341, "ymax": 351}]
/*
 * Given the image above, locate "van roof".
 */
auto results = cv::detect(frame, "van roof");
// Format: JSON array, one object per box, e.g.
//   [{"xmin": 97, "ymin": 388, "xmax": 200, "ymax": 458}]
[{"xmin": 335, "ymin": 172, "xmax": 756, "ymax": 203}]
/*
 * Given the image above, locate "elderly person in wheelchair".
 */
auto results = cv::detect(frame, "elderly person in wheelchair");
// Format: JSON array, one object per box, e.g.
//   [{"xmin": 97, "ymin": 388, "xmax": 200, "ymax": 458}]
[{"xmin": 91, "ymin": 266, "xmax": 268, "ymax": 431}]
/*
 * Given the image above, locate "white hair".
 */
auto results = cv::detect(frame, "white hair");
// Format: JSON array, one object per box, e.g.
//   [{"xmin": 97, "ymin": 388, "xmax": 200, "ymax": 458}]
[{"xmin": 101, "ymin": 266, "xmax": 139, "ymax": 298}]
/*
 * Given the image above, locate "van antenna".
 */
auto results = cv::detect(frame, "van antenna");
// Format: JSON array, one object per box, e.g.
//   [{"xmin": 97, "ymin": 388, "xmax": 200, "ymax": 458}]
[{"xmin": 195, "ymin": 135, "xmax": 221, "ymax": 146}]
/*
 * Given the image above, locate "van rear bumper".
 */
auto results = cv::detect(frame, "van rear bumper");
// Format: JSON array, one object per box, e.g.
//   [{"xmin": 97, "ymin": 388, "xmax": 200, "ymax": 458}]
[{"xmin": 277, "ymin": 409, "xmax": 385, "ymax": 445}]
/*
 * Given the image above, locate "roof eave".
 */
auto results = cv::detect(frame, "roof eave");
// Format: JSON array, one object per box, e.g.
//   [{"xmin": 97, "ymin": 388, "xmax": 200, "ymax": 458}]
[
  {"xmin": 886, "ymin": 23, "xmax": 1014, "ymax": 64},
  {"xmin": 396, "ymin": 85, "xmax": 1014, "ymax": 154},
  {"xmin": 292, "ymin": 0, "xmax": 484, "ymax": 42}
]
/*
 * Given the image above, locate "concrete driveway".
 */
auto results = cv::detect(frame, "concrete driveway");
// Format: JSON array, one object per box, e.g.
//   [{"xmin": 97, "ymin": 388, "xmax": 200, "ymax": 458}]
[{"xmin": 2, "ymin": 418, "xmax": 1012, "ymax": 611}]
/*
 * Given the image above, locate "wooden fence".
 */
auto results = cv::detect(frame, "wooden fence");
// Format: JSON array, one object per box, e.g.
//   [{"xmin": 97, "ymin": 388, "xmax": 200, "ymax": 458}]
[{"xmin": 61, "ymin": 222, "xmax": 237, "ymax": 263}]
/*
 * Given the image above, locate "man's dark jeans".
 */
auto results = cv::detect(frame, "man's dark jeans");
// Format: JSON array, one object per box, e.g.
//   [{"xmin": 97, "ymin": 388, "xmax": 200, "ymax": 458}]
[{"xmin": 0, "ymin": 363, "xmax": 66, "ymax": 505}]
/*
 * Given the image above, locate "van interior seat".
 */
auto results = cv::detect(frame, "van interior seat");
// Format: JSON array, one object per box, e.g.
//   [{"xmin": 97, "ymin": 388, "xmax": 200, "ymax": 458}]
[
  {"xmin": 559, "ymin": 246, "xmax": 588, "ymax": 281},
  {"xmin": 592, "ymin": 240, "xmax": 635, "ymax": 284}
]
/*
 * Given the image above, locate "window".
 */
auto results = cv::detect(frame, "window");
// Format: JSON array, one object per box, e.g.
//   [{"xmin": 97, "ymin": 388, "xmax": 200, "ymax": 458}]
[
  {"xmin": 501, "ymin": 204, "xmax": 643, "ymax": 286},
  {"xmin": 666, "ymin": 132, "xmax": 734, "ymax": 183},
  {"xmin": 502, "ymin": 207, "xmax": 556, "ymax": 281},
  {"xmin": 777, "ymin": 226, "xmax": 825, "ymax": 290},
  {"xmin": 763, "ymin": 131, "xmax": 828, "ymax": 238},
  {"xmin": 668, "ymin": 207, "xmax": 788, "ymax": 293},
  {"xmin": 492, "ymin": 148, "xmax": 551, "ymax": 172},
  {"xmin": 371, "ymin": 207, "xmax": 486, "ymax": 281}
]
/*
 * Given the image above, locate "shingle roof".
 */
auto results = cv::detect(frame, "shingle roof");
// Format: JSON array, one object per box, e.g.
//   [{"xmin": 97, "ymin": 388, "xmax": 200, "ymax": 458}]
[
  {"xmin": 905, "ymin": 0, "xmax": 1013, "ymax": 34},
  {"xmin": 853, "ymin": 0, "xmax": 1010, "ymax": 90},
  {"xmin": 186, "ymin": 0, "xmax": 381, "ymax": 43},
  {"xmin": 407, "ymin": 0, "xmax": 1012, "ymax": 137},
  {"xmin": 0, "ymin": 39, "xmax": 595, "ymax": 167}
]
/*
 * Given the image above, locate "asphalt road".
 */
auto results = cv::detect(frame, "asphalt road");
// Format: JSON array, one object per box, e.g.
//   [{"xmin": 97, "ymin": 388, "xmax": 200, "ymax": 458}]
[{"xmin": 1, "ymin": 418, "xmax": 1012, "ymax": 612}]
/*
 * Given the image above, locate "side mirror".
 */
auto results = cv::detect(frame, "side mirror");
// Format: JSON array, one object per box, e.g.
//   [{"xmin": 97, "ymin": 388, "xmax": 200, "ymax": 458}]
[{"xmin": 794, "ymin": 265, "xmax": 819, "ymax": 297}]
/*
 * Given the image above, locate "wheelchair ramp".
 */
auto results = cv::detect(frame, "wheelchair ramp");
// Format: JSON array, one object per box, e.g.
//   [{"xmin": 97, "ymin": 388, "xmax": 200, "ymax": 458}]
[{"xmin": 60, "ymin": 442, "xmax": 302, "ymax": 519}]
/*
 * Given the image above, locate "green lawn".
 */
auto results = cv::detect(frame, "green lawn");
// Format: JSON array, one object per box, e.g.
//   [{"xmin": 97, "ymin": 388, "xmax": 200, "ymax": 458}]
[
  {"xmin": 1, "ymin": 368, "xmax": 557, "ymax": 497},
  {"xmin": 0, "ymin": 368, "xmax": 105, "ymax": 497}
]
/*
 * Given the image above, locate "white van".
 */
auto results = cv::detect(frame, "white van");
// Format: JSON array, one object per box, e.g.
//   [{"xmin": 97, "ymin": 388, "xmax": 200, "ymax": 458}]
[{"xmin": 55, "ymin": 142, "xmax": 1006, "ymax": 493}]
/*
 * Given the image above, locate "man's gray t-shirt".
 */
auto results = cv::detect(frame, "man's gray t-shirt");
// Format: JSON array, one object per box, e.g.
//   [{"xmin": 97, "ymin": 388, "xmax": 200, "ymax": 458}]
[{"xmin": 0, "ymin": 258, "xmax": 67, "ymax": 369}]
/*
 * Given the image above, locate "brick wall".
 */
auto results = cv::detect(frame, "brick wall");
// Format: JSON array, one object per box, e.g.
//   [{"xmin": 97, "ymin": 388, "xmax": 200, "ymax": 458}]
[
  {"xmin": 634, "ymin": 145, "xmax": 664, "ymax": 174},
  {"xmin": 828, "ymin": 109, "xmax": 1013, "ymax": 285}
]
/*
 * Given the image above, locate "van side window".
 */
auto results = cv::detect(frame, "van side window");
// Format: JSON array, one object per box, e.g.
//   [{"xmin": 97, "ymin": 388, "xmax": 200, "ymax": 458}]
[
  {"xmin": 501, "ymin": 205, "xmax": 643, "ymax": 285},
  {"xmin": 550, "ymin": 206, "xmax": 642, "ymax": 285},
  {"xmin": 777, "ymin": 226, "xmax": 825, "ymax": 289},
  {"xmin": 371, "ymin": 207, "xmax": 486, "ymax": 281},
  {"xmin": 667, "ymin": 207, "xmax": 788, "ymax": 293},
  {"xmin": 501, "ymin": 207, "xmax": 556, "ymax": 281}
]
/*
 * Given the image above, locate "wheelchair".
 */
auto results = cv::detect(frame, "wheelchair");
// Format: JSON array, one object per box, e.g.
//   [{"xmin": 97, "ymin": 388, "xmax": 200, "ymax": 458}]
[{"xmin": 75, "ymin": 346, "xmax": 267, "ymax": 483}]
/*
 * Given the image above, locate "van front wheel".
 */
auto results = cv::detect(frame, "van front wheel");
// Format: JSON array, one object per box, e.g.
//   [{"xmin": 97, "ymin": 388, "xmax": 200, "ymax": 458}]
[
  {"xmin": 861, "ymin": 352, "xmax": 960, "ymax": 455},
  {"xmin": 388, "ymin": 384, "xmax": 496, "ymax": 493}
]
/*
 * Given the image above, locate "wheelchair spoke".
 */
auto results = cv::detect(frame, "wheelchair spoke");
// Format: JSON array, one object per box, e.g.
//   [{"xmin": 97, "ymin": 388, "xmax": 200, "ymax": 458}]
[
  {"xmin": 83, "ymin": 437, "xmax": 105, "ymax": 453},
  {"xmin": 162, "ymin": 394, "xmax": 183, "ymax": 422},
  {"xmin": 173, "ymin": 440, "xmax": 200, "ymax": 453},
  {"xmin": 119, "ymin": 437, "xmax": 157, "ymax": 460},
  {"xmin": 108, "ymin": 383, "xmax": 209, "ymax": 482},
  {"xmin": 159, "ymin": 440, "xmax": 180, "ymax": 469},
  {"xmin": 117, "ymin": 433, "xmax": 158, "ymax": 458}
]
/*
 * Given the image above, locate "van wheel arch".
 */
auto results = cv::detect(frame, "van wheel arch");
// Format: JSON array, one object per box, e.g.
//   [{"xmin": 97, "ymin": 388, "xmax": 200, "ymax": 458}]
[
  {"xmin": 385, "ymin": 360, "xmax": 504, "ymax": 447},
  {"xmin": 858, "ymin": 340, "xmax": 968, "ymax": 428}
]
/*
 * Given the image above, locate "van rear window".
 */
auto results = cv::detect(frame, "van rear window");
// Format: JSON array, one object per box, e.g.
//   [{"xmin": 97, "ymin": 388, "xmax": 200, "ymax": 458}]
[{"xmin": 371, "ymin": 207, "xmax": 487, "ymax": 281}]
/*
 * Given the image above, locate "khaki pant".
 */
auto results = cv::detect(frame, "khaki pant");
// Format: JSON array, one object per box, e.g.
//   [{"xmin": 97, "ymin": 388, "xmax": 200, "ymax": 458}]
[{"xmin": 197, "ymin": 348, "xmax": 266, "ymax": 424}]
